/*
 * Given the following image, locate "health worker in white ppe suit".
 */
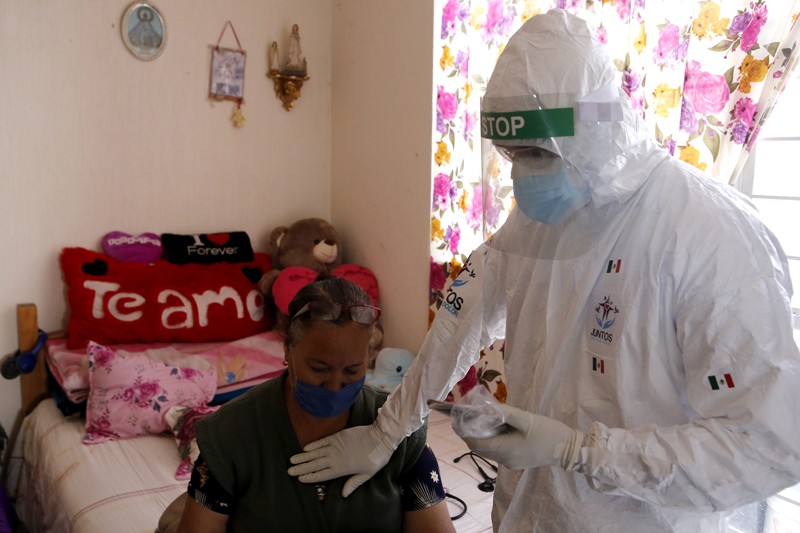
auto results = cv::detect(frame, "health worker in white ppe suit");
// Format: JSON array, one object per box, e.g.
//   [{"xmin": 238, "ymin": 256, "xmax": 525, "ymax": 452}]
[{"xmin": 287, "ymin": 9, "xmax": 800, "ymax": 532}]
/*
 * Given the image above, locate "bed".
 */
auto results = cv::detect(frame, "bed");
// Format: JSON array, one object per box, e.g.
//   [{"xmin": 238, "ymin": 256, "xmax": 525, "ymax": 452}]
[{"xmin": 6, "ymin": 248, "xmax": 493, "ymax": 532}]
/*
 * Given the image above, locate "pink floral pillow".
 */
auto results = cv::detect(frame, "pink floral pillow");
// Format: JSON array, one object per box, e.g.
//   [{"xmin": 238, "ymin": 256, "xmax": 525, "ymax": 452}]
[{"xmin": 84, "ymin": 342, "xmax": 217, "ymax": 444}]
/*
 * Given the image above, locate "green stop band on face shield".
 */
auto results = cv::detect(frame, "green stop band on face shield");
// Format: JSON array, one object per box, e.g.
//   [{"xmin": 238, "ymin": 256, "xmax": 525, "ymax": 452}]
[{"xmin": 480, "ymin": 108, "xmax": 574, "ymax": 140}]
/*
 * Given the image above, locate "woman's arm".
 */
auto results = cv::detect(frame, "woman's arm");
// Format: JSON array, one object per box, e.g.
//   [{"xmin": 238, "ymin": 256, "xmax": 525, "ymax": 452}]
[
  {"xmin": 175, "ymin": 454, "xmax": 232, "ymax": 533},
  {"xmin": 403, "ymin": 501, "xmax": 455, "ymax": 533},
  {"xmin": 176, "ymin": 498, "xmax": 228, "ymax": 533},
  {"xmin": 399, "ymin": 445, "xmax": 457, "ymax": 533}
]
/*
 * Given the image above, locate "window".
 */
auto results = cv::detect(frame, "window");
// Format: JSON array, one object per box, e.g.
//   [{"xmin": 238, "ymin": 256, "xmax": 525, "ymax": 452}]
[
  {"xmin": 738, "ymin": 67, "xmax": 800, "ymax": 346},
  {"xmin": 732, "ymin": 68, "xmax": 800, "ymax": 533}
]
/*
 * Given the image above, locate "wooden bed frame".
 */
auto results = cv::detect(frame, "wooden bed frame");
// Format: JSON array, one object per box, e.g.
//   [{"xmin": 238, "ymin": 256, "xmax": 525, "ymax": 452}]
[
  {"xmin": 6, "ymin": 304, "xmax": 194, "ymax": 532},
  {"xmin": 1, "ymin": 303, "xmax": 62, "ymax": 484},
  {"xmin": 16, "ymin": 303, "xmax": 64, "ymax": 416}
]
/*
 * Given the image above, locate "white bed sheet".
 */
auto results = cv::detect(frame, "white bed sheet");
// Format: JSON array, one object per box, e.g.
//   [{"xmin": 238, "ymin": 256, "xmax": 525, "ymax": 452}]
[
  {"xmin": 11, "ymin": 399, "xmax": 186, "ymax": 533},
  {"xmin": 10, "ymin": 400, "xmax": 492, "ymax": 533}
]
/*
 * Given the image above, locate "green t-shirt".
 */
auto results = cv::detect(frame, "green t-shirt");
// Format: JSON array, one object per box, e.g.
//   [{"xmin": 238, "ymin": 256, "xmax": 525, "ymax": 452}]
[{"xmin": 196, "ymin": 373, "xmax": 427, "ymax": 532}]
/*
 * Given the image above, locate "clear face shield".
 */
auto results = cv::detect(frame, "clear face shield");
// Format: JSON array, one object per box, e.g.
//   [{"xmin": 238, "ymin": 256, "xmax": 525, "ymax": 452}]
[{"xmin": 479, "ymin": 88, "xmax": 624, "ymax": 259}]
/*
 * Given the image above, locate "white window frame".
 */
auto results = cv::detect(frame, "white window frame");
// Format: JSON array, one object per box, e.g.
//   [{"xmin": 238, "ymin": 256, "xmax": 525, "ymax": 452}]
[{"xmin": 736, "ymin": 73, "xmax": 800, "ymax": 335}]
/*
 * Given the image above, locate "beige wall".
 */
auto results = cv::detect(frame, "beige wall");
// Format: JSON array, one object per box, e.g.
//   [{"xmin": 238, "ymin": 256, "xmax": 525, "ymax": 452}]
[
  {"xmin": 331, "ymin": 1, "xmax": 434, "ymax": 352},
  {"xmin": 0, "ymin": 0, "xmax": 434, "ymax": 438}
]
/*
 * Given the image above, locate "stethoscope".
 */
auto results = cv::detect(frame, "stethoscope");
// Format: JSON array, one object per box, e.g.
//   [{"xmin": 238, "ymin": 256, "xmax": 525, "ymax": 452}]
[
  {"xmin": 445, "ymin": 451, "xmax": 499, "ymax": 521},
  {"xmin": 454, "ymin": 450, "xmax": 498, "ymax": 492}
]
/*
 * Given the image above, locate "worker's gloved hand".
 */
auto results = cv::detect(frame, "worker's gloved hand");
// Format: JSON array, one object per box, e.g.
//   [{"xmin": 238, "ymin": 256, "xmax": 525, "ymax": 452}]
[
  {"xmin": 288, "ymin": 423, "xmax": 398, "ymax": 497},
  {"xmin": 462, "ymin": 403, "xmax": 584, "ymax": 471}
]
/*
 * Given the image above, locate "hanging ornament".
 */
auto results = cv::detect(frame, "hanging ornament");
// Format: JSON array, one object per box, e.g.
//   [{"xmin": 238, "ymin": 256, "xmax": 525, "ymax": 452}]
[
  {"xmin": 232, "ymin": 103, "xmax": 245, "ymax": 128},
  {"xmin": 209, "ymin": 20, "xmax": 246, "ymax": 127}
]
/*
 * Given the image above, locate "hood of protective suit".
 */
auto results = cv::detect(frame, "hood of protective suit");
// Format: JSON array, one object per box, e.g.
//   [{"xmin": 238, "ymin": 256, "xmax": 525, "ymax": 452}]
[{"xmin": 484, "ymin": 9, "xmax": 664, "ymax": 206}]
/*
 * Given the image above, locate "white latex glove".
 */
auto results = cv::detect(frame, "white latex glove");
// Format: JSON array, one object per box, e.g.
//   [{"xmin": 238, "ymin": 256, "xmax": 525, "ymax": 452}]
[
  {"xmin": 287, "ymin": 423, "xmax": 398, "ymax": 497},
  {"xmin": 462, "ymin": 403, "xmax": 584, "ymax": 471}
]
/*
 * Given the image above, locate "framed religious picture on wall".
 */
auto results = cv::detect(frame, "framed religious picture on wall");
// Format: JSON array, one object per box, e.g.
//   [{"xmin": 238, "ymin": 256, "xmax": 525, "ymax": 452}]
[
  {"xmin": 121, "ymin": 2, "xmax": 167, "ymax": 61},
  {"xmin": 209, "ymin": 47, "xmax": 247, "ymax": 102}
]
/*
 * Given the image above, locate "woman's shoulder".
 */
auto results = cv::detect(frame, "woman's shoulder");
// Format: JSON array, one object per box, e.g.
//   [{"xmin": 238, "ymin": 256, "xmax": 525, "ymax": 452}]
[
  {"xmin": 362, "ymin": 384, "xmax": 389, "ymax": 407},
  {"xmin": 199, "ymin": 377, "xmax": 282, "ymax": 436}
]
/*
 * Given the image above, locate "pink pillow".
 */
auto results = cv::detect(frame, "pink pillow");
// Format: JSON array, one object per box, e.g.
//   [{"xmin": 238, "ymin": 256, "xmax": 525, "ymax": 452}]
[
  {"xmin": 84, "ymin": 342, "xmax": 217, "ymax": 444},
  {"xmin": 46, "ymin": 332, "xmax": 285, "ymax": 405},
  {"xmin": 102, "ymin": 231, "xmax": 163, "ymax": 263}
]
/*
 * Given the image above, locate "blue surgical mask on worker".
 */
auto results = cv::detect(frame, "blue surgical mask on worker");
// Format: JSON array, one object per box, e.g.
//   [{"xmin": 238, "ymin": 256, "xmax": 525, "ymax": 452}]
[
  {"xmin": 293, "ymin": 376, "xmax": 365, "ymax": 418},
  {"xmin": 511, "ymin": 157, "xmax": 590, "ymax": 224}
]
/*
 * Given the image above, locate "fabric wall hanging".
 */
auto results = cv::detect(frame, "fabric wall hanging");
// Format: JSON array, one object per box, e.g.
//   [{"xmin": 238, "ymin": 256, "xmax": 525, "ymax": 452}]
[{"xmin": 209, "ymin": 20, "xmax": 247, "ymax": 128}]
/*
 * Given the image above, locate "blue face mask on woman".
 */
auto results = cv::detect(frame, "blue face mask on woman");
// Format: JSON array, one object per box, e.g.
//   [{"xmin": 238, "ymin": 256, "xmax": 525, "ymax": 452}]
[
  {"xmin": 511, "ymin": 164, "xmax": 590, "ymax": 225},
  {"xmin": 293, "ymin": 376, "xmax": 365, "ymax": 418}
]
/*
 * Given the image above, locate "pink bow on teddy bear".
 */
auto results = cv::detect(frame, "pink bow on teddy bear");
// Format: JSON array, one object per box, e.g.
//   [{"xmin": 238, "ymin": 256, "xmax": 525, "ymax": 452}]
[{"xmin": 258, "ymin": 218, "xmax": 379, "ymax": 316}]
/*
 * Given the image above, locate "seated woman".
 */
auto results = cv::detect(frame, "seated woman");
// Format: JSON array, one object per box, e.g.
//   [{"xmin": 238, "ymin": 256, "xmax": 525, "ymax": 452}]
[{"xmin": 175, "ymin": 276, "xmax": 455, "ymax": 532}]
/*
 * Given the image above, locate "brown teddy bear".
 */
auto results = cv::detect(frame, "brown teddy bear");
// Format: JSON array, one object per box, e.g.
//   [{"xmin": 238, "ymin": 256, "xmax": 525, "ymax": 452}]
[
  {"xmin": 266, "ymin": 217, "xmax": 342, "ymax": 274},
  {"xmin": 258, "ymin": 218, "xmax": 380, "ymax": 330}
]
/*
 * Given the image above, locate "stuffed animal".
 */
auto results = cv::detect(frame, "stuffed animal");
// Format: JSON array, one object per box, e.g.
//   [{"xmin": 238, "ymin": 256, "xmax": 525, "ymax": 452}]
[
  {"xmin": 366, "ymin": 348, "xmax": 415, "ymax": 392},
  {"xmin": 258, "ymin": 218, "xmax": 380, "ymax": 319},
  {"xmin": 266, "ymin": 218, "xmax": 342, "ymax": 273}
]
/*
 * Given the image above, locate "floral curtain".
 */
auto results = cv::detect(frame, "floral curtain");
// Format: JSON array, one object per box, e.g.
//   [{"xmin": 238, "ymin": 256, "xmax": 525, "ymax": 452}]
[{"xmin": 430, "ymin": 0, "xmax": 800, "ymax": 401}]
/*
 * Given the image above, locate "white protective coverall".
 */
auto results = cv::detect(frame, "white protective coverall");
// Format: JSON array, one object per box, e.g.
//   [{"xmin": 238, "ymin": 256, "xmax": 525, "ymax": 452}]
[{"xmin": 290, "ymin": 9, "xmax": 800, "ymax": 532}]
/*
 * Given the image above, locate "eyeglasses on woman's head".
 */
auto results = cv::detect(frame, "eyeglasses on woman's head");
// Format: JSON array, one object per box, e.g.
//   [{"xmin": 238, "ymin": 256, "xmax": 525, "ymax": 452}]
[{"xmin": 291, "ymin": 300, "xmax": 381, "ymax": 326}]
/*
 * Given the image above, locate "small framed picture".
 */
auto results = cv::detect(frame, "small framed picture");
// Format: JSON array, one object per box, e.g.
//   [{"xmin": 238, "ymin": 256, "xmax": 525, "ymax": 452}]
[
  {"xmin": 121, "ymin": 2, "xmax": 167, "ymax": 61},
  {"xmin": 209, "ymin": 48, "xmax": 247, "ymax": 102}
]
